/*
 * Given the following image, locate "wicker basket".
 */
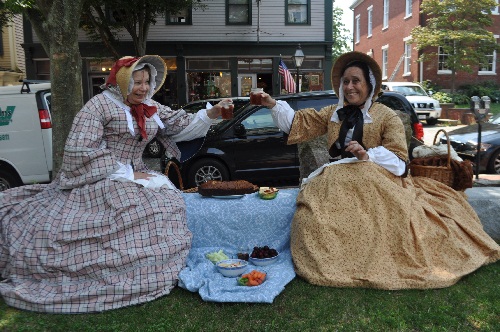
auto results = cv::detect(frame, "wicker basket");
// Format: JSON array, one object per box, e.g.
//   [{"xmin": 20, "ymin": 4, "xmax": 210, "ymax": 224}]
[
  {"xmin": 164, "ymin": 160, "xmax": 198, "ymax": 193},
  {"xmin": 409, "ymin": 129, "xmax": 454, "ymax": 188}
]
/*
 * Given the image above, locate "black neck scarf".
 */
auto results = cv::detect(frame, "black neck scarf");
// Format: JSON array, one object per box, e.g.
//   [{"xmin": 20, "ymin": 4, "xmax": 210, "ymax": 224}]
[{"xmin": 329, "ymin": 104, "xmax": 365, "ymax": 159}]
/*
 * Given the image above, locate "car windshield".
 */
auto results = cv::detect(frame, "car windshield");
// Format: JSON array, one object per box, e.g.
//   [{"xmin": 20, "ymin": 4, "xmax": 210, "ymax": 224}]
[{"xmin": 391, "ymin": 86, "xmax": 427, "ymax": 97}]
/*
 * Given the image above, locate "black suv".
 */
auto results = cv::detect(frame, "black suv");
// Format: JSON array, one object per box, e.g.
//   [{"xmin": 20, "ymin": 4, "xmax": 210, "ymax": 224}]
[
  {"xmin": 162, "ymin": 91, "xmax": 339, "ymax": 187},
  {"xmin": 162, "ymin": 91, "xmax": 423, "ymax": 188}
]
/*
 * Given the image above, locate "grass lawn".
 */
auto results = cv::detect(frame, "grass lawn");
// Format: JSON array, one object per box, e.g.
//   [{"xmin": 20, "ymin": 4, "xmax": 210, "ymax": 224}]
[{"xmin": 1, "ymin": 261, "xmax": 499, "ymax": 331}]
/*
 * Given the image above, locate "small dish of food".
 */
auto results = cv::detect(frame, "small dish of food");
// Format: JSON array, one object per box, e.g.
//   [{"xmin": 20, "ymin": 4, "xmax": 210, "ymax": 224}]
[
  {"xmin": 249, "ymin": 246, "xmax": 280, "ymax": 266},
  {"xmin": 216, "ymin": 259, "xmax": 249, "ymax": 277},
  {"xmin": 258, "ymin": 187, "xmax": 279, "ymax": 200}
]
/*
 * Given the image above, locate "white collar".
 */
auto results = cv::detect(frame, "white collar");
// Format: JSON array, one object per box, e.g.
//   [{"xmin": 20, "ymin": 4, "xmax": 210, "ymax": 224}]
[{"xmin": 103, "ymin": 90, "xmax": 165, "ymax": 136}]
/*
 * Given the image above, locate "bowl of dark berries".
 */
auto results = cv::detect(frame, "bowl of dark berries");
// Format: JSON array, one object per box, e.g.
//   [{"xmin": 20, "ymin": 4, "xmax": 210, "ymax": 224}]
[{"xmin": 249, "ymin": 246, "xmax": 279, "ymax": 266}]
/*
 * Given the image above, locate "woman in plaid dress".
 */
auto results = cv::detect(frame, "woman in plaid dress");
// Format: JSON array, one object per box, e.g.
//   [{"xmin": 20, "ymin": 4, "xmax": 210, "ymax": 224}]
[{"xmin": 0, "ymin": 55, "xmax": 227, "ymax": 313}]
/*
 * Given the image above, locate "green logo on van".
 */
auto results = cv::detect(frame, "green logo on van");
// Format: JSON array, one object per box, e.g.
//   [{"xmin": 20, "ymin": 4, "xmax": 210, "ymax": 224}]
[{"xmin": 0, "ymin": 106, "xmax": 15, "ymax": 126}]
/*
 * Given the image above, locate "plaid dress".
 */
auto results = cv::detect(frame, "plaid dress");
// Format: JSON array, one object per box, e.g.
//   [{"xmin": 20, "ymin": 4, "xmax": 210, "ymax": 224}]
[{"xmin": 0, "ymin": 93, "xmax": 193, "ymax": 313}]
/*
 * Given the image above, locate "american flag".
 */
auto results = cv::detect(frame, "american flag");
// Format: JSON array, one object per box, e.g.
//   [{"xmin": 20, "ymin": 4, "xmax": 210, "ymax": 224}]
[{"xmin": 279, "ymin": 60, "xmax": 296, "ymax": 93}]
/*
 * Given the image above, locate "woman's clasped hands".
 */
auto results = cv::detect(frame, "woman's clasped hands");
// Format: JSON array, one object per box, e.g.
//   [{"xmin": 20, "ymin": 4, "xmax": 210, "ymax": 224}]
[{"xmin": 345, "ymin": 140, "xmax": 369, "ymax": 160}]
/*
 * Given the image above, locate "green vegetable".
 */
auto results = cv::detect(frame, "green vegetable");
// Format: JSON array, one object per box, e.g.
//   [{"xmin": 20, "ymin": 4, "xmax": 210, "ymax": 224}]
[
  {"xmin": 237, "ymin": 277, "xmax": 249, "ymax": 286},
  {"xmin": 205, "ymin": 249, "xmax": 229, "ymax": 264}
]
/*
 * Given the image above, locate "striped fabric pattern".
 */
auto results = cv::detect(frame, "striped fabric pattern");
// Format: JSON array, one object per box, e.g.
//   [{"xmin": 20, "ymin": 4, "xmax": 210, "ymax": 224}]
[{"xmin": 279, "ymin": 60, "xmax": 296, "ymax": 93}]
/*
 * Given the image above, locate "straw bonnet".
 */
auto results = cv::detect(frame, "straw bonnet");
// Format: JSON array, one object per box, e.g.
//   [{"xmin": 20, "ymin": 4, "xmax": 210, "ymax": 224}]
[
  {"xmin": 107, "ymin": 55, "xmax": 167, "ymax": 101},
  {"xmin": 331, "ymin": 51, "xmax": 382, "ymax": 99}
]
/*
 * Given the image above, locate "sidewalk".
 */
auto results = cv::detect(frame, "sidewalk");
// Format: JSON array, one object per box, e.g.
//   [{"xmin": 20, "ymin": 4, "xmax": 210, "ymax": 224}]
[
  {"xmin": 467, "ymin": 174, "xmax": 500, "ymax": 241},
  {"xmin": 473, "ymin": 173, "xmax": 500, "ymax": 187}
]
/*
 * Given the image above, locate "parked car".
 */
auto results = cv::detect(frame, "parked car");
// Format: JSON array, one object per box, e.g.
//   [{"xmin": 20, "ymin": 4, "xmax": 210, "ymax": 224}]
[
  {"xmin": 143, "ymin": 97, "xmax": 250, "ymax": 157},
  {"xmin": 375, "ymin": 91, "xmax": 425, "ymax": 157},
  {"xmin": 442, "ymin": 113, "xmax": 500, "ymax": 174},
  {"xmin": 0, "ymin": 81, "xmax": 52, "ymax": 191},
  {"xmin": 381, "ymin": 82, "xmax": 442, "ymax": 125},
  {"xmin": 160, "ymin": 90, "xmax": 423, "ymax": 188}
]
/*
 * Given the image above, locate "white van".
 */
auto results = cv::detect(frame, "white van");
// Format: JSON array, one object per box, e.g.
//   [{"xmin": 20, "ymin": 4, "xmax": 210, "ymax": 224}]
[
  {"xmin": 381, "ymin": 82, "xmax": 442, "ymax": 125},
  {"xmin": 0, "ymin": 81, "xmax": 52, "ymax": 191}
]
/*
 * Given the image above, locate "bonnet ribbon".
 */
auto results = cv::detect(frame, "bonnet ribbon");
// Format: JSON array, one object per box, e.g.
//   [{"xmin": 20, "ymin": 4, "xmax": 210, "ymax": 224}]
[
  {"xmin": 329, "ymin": 104, "xmax": 365, "ymax": 159},
  {"xmin": 130, "ymin": 103, "xmax": 158, "ymax": 140}
]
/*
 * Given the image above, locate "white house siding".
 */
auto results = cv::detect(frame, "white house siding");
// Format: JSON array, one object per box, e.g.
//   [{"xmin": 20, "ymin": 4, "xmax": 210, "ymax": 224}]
[{"xmin": 33, "ymin": 0, "xmax": 326, "ymax": 44}]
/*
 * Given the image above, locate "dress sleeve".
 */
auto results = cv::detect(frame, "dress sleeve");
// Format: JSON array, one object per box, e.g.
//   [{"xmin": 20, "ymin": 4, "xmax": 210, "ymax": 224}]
[
  {"xmin": 153, "ymin": 102, "xmax": 198, "ymax": 160},
  {"xmin": 58, "ymin": 101, "xmax": 120, "ymax": 189},
  {"xmin": 286, "ymin": 105, "xmax": 334, "ymax": 145}
]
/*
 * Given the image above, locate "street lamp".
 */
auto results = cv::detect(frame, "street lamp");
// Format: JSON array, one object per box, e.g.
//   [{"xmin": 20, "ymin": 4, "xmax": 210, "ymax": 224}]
[{"xmin": 293, "ymin": 44, "xmax": 305, "ymax": 93}]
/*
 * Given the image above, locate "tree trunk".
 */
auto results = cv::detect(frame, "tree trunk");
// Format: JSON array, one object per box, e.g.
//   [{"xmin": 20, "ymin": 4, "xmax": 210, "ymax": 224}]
[
  {"xmin": 451, "ymin": 69, "xmax": 456, "ymax": 94},
  {"xmin": 27, "ymin": 0, "xmax": 85, "ymax": 174}
]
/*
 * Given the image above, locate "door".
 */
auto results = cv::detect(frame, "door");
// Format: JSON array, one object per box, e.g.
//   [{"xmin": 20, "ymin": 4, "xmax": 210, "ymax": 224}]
[
  {"xmin": 238, "ymin": 74, "xmax": 256, "ymax": 97},
  {"xmin": 231, "ymin": 107, "xmax": 298, "ymax": 181}
]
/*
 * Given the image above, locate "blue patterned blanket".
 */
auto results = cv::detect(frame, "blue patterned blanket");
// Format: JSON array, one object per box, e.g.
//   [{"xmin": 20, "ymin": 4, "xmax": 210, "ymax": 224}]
[{"xmin": 179, "ymin": 188, "xmax": 299, "ymax": 303}]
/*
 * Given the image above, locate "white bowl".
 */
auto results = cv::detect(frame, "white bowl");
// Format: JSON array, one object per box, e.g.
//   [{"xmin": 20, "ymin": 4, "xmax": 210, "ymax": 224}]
[
  {"xmin": 216, "ymin": 259, "xmax": 248, "ymax": 277},
  {"xmin": 249, "ymin": 252, "xmax": 280, "ymax": 266}
]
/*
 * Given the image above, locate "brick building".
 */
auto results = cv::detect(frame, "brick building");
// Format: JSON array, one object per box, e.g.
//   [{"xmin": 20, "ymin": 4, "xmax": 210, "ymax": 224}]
[{"xmin": 350, "ymin": 0, "xmax": 500, "ymax": 92}]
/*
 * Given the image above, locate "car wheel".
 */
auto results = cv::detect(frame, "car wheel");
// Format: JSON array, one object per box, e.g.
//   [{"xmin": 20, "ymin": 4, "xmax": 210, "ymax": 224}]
[
  {"xmin": 187, "ymin": 158, "xmax": 230, "ymax": 187},
  {"xmin": 426, "ymin": 118, "xmax": 438, "ymax": 126},
  {"xmin": 145, "ymin": 139, "xmax": 164, "ymax": 158},
  {"xmin": 0, "ymin": 168, "xmax": 22, "ymax": 192},
  {"xmin": 488, "ymin": 149, "xmax": 500, "ymax": 174}
]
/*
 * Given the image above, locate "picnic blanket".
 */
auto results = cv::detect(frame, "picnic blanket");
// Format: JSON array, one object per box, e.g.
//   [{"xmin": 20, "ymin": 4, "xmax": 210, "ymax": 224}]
[{"xmin": 179, "ymin": 188, "xmax": 300, "ymax": 303}]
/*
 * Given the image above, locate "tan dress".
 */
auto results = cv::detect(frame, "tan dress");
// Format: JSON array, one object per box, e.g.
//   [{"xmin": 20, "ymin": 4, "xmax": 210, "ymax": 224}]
[{"xmin": 287, "ymin": 102, "xmax": 500, "ymax": 289}]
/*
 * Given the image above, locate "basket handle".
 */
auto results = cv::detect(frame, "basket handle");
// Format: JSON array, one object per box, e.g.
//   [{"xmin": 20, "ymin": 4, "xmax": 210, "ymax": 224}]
[
  {"xmin": 164, "ymin": 160, "xmax": 184, "ymax": 190},
  {"xmin": 432, "ymin": 129, "xmax": 451, "ymax": 168}
]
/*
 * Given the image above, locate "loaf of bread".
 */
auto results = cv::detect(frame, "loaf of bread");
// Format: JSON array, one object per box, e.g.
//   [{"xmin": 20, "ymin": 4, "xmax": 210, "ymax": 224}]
[{"xmin": 198, "ymin": 180, "xmax": 259, "ymax": 196}]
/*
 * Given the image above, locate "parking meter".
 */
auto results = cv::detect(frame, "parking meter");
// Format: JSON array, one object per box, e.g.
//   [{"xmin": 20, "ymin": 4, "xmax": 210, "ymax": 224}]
[
  {"xmin": 470, "ymin": 96, "xmax": 491, "ymax": 179},
  {"xmin": 471, "ymin": 96, "xmax": 490, "ymax": 122}
]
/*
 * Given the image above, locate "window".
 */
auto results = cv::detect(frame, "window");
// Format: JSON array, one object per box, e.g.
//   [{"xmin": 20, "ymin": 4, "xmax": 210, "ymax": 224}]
[
  {"xmin": 227, "ymin": 0, "xmax": 251, "ymax": 25},
  {"xmin": 479, "ymin": 36, "xmax": 498, "ymax": 74},
  {"xmin": 479, "ymin": 51, "xmax": 496, "ymax": 73},
  {"xmin": 367, "ymin": 6, "xmax": 373, "ymax": 37},
  {"xmin": 286, "ymin": 0, "xmax": 310, "ymax": 24},
  {"xmin": 405, "ymin": 0, "xmax": 412, "ymax": 17},
  {"xmin": 438, "ymin": 45, "xmax": 451, "ymax": 73},
  {"xmin": 382, "ymin": 47, "xmax": 388, "ymax": 79},
  {"xmin": 166, "ymin": 7, "xmax": 192, "ymax": 25},
  {"xmin": 404, "ymin": 41, "xmax": 412, "ymax": 74},
  {"xmin": 491, "ymin": 0, "xmax": 499, "ymax": 14},
  {"xmin": 383, "ymin": 0, "xmax": 389, "ymax": 29},
  {"xmin": 355, "ymin": 15, "xmax": 360, "ymax": 44}
]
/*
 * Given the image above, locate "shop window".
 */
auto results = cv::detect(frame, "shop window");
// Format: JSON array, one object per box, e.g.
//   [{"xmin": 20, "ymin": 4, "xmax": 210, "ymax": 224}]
[
  {"xmin": 237, "ymin": 58, "xmax": 272, "ymax": 71},
  {"xmin": 187, "ymin": 72, "xmax": 231, "ymax": 102},
  {"xmin": 227, "ymin": 0, "xmax": 251, "ymax": 25},
  {"xmin": 286, "ymin": 0, "xmax": 310, "ymax": 24}
]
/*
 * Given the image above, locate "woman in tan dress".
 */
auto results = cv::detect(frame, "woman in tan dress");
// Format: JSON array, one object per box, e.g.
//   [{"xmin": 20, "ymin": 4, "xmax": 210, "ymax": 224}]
[{"xmin": 260, "ymin": 51, "xmax": 500, "ymax": 289}]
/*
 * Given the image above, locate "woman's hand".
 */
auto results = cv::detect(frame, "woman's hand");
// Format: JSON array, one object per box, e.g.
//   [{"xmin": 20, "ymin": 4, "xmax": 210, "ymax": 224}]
[
  {"xmin": 345, "ymin": 141, "xmax": 369, "ymax": 160},
  {"xmin": 206, "ymin": 98, "xmax": 233, "ymax": 119},
  {"xmin": 134, "ymin": 172, "xmax": 153, "ymax": 180},
  {"xmin": 260, "ymin": 92, "xmax": 277, "ymax": 108}
]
